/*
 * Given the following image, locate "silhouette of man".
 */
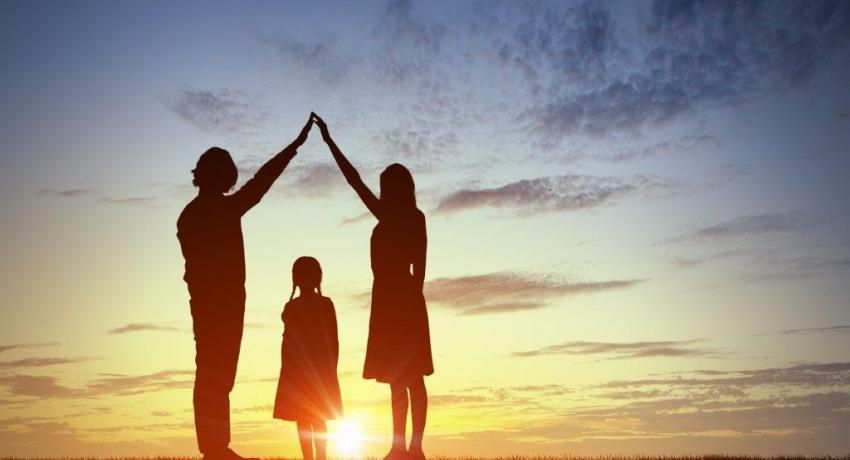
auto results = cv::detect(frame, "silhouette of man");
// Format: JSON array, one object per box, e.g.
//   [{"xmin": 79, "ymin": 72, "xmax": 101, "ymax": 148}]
[{"xmin": 177, "ymin": 117, "xmax": 312, "ymax": 460}]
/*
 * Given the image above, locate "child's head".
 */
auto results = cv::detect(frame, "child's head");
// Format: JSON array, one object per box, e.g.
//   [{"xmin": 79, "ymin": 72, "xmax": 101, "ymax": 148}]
[{"xmin": 290, "ymin": 256, "xmax": 322, "ymax": 300}]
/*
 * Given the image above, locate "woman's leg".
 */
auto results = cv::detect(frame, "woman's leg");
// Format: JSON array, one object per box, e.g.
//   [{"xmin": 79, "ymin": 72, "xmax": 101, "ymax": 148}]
[
  {"xmin": 313, "ymin": 421, "xmax": 327, "ymax": 460},
  {"xmin": 408, "ymin": 377, "xmax": 427, "ymax": 456},
  {"xmin": 296, "ymin": 421, "xmax": 314, "ymax": 460},
  {"xmin": 388, "ymin": 382, "xmax": 409, "ymax": 456}
]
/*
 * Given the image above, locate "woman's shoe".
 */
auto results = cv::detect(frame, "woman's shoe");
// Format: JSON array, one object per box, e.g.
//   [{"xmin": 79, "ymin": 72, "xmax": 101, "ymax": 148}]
[
  {"xmin": 382, "ymin": 447, "xmax": 407, "ymax": 460},
  {"xmin": 407, "ymin": 448, "xmax": 426, "ymax": 460}
]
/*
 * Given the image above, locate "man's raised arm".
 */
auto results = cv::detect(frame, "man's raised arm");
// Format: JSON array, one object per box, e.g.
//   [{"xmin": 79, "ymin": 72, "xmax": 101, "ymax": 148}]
[{"xmin": 232, "ymin": 116, "xmax": 313, "ymax": 214}]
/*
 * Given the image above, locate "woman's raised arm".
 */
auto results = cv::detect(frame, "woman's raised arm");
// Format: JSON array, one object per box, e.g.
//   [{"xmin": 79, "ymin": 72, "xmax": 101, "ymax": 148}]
[{"xmin": 312, "ymin": 113, "xmax": 383, "ymax": 219}]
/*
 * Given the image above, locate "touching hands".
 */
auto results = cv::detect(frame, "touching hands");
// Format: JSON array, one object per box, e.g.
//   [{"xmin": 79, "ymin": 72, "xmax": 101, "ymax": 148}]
[{"xmin": 311, "ymin": 112, "xmax": 331, "ymax": 143}]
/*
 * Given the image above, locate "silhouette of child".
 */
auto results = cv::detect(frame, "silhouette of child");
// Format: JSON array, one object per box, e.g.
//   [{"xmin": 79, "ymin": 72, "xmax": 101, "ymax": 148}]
[{"xmin": 274, "ymin": 256, "xmax": 343, "ymax": 460}]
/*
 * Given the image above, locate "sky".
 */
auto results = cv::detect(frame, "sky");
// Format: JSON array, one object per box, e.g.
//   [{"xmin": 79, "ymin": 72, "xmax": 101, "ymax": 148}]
[{"xmin": 1, "ymin": 0, "xmax": 850, "ymax": 456}]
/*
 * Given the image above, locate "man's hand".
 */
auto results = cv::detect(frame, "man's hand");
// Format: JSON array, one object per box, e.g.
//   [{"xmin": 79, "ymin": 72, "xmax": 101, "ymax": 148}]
[
  {"xmin": 290, "ymin": 115, "xmax": 313, "ymax": 150},
  {"xmin": 311, "ymin": 112, "xmax": 331, "ymax": 142}
]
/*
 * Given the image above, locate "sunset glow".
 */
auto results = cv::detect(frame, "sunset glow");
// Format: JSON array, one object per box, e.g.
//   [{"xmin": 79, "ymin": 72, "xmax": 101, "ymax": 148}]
[
  {"xmin": 332, "ymin": 419, "xmax": 364, "ymax": 457},
  {"xmin": 1, "ymin": 0, "xmax": 849, "ymax": 457}
]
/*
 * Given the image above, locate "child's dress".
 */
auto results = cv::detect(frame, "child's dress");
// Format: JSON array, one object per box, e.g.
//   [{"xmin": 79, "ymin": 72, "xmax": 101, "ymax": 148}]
[{"xmin": 274, "ymin": 295, "xmax": 343, "ymax": 421}]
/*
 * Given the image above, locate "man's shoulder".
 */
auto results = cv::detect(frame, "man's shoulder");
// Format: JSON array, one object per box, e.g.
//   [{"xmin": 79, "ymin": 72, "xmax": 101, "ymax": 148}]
[{"xmin": 177, "ymin": 197, "xmax": 201, "ymax": 230}]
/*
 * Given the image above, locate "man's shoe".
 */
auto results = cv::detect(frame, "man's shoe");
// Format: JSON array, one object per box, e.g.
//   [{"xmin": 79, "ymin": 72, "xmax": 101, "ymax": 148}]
[
  {"xmin": 202, "ymin": 447, "xmax": 258, "ymax": 460},
  {"xmin": 223, "ymin": 447, "xmax": 259, "ymax": 460}
]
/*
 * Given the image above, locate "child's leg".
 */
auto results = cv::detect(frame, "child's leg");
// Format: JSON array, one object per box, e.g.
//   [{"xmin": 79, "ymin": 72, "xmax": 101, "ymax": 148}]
[
  {"xmin": 408, "ymin": 377, "xmax": 428, "ymax": 456},
  {"xmin": 296, "ymin": 420, "xmax": 314, "ymax": 460},
  {"xmin": 312, "ymin": 420, "xmax": 327, "ymax": 460}
]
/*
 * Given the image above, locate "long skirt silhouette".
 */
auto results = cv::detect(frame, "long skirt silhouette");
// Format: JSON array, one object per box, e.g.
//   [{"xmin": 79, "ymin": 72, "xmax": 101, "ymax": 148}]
[
  {"xmin": 363, "ymin": 215, "xmax": 434, "ymax": 385},
  {"xmin": 274, "ymin": 295, "xmax": 342, "ymax": 421}
]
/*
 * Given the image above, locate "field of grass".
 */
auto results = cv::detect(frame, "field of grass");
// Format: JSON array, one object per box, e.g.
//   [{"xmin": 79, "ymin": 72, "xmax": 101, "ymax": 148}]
[{"xmin": 3, "ymin": 456, "xmax": 849, "ymax": 460}]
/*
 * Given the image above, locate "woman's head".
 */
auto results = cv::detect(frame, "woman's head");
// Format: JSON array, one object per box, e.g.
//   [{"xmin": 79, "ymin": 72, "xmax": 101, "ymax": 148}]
[
  {"xmin": 379, "ymin": 163, "xmax": 416, "ymax": 210},
  {"xmin": 291, "ymin": 256, "xmax": 322, "ymax": 300},
  {"xmin": 193, "ymin": 147, "xmax": 238, "ymax": 194}
]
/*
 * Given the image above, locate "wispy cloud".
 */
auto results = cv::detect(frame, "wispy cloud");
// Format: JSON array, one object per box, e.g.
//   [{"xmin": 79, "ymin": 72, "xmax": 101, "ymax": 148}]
[
  {"xmin": 372, "ymin": 0, "xmax": 448, "ymax": 84},
  {"xmin": 107, "ymin": 323, "xmax": 181, "ymax": 335},
  {"xmin": 164, "ymin": 87, "xmax": 271, "ymax": 136},
  {"xmin": 764, "ymin": 324, "xmax": 850, "ymax": 336},
  {"xmin": 424, "ymin": 271, "xmax": 643, "ymax": 315},
  {"xmin": 0, "ymin": 375, "xmax": 77, "ymax": 398},
  {"xmin": 97, "ymin": 196, "xmax": 160, "ymax": 208},
  {"xmin": 37, "ymin": 188, "xmax": 162, "ymax": 208},
  {"xmin": 513, "ymin": 339, "xmax": 720, "ymax": 360},
  {"xmin": 601, "ymin": 362, "xmax": 850, "ymax": 389},
  {"xmin": 263, "ymin": 36, "xmax": 356, "ymax": 86},
  {"xmin": 435, "ymin": 175, "xmax": 669, "ymax": 216},
  {"xmin": 0, "ymin": 369, "xmax": 194, "ymax": 399},
  {"xmin": 285, "ymin": 163, "xmax": 344, "ymax": 198},
  {"xmin": 0, "ymin": 342, "xmax": 59, "ymax": 353},
  {"xmin": 672, "ymin": 211, "xmax": 817, "ymax": 243},
  {"xmin": 338, "ymin": 211, "xmax": 372, "ymax": 227},
  {"xmin": 488, "ymin": 0, "xmax": 850, "ymax": 145},
  {"xmin": 36, "ymin": 189, "xmax": 96, "ymax": 198},
  {"xmin": 374, "ymin": 127, "xmax": 458, "ymax": 160},
  {"xmin": 84, "ymin": 369, "xmax": 194, "ymax": 396},
  {"xmin": 0, "ymin": 357, "xmax": 93, "ymax": 370}
]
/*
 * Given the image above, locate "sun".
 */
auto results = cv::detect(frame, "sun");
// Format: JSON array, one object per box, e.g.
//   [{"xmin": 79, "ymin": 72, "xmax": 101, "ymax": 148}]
[{"xmin": 333, "ymin": 418, "xmax": 364, "ymax": 457}]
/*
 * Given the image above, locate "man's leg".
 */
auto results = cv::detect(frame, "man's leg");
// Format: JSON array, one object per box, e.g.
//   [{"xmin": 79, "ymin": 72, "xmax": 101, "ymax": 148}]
[{"xmin": 192, "ymin": 297, "xmax": 244, "ymax": 456}]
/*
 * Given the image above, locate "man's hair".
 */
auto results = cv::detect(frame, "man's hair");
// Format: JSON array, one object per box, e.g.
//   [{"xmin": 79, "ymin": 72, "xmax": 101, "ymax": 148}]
[{"xmin": 192, "ymin": 147, "xmax": 238, "ymax": 193}]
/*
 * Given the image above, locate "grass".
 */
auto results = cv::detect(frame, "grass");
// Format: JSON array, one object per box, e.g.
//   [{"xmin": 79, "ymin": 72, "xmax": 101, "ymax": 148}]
[{"xmin": 3, "ymin": 456, "xmax": 850, "ymax": 460}]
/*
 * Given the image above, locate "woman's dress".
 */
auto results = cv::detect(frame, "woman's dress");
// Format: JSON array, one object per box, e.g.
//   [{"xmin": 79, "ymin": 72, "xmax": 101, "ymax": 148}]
[
  {"xmin": 362, "ymin": 210, "xmax": 434, "ymax": 385},
  {"xmin": 274, "ymin": 295, "xmax": 343, "ymax": 421}
]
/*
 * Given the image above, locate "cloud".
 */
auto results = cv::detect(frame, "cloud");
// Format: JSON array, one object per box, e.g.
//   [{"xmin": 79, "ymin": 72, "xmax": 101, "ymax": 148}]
[
  {"xmin": 372, "ymin": 0, "xmax": 448, "ymax": 84},
  {"xmin": 36, "ymin": 189, "xmax": 97, "ymax": 198},
  {"xmin": 434, "ymin": 175, "xmax": 669, "ymax": 216},
  {"xmin": 0, "ymin": 370, "xmax": 194, "ymax": 399},
  {"xmin": 97, "ymin": 196, "xmax": 160, "ymax": 208},
  {"xmin": 485, "ymin": 0, "xmax": 850, "ymax": 145},
  {"xmin": 107, "ymin": 323, "xmax": 181, "ymax": 335},
  {"xmin": 79, "ymin": 369, "xmax": 194, "ymax": 397},
  {"xmin": 36, "ymin": 188, "xmax": 163, "ymax": 208},
  {"xmin": 164, "ymin": 88, "xmax": 271, "ymax": 136},
  {"xmin": 374, "ymin": 127, "xmax": 458, "ymax": 160},
  {"xmin": 604, "ymin": 134, "xmax": 719, "ymax": 163},
  {"xmin": 424, "ymin": 271, "xmax": 643, "ymax": 315},
  {"xmin": 673, "ymin": 211, "xmax": 817, "ymax": 242},
  {"xmin": 0, "ymin": 357, "xmax": 93, "ymax": 370},
  {"xmin": 338, "ymin": 211, "xmax": 372, "ymax": 226},
  {"xmin": 513, "ymin": 339, "xmax": 719, "ymax": 360},
  {"xmin": 263, "ymin": 36, "xmax": 356, "ymax": 86},
  {"xmin": 0, "ymin": 375, "xmax": 77, "ymax": 398},
  {"xmin": 766, "ymin": 324, "xmax": 850, "ymax": 336},
  {"xmin": 285, "ymin": 163, "xmax": 344, "ymax": 198},
  {"xmin": 428, "ymin": 394, "xmax": 489, "ymax": 406},
  {"xmin": 0, "ymin": 342, "xmax": 59, "ymax": 353},
  {"xmin": 601, "ymin": 362, "xmax": 850, "ymax": 389}
]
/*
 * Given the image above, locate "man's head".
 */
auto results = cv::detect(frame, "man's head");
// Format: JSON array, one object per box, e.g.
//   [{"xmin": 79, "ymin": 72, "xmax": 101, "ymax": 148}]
[{"xmin": 192, "ymin": 147, "xmax": 238, "ymax": 194}]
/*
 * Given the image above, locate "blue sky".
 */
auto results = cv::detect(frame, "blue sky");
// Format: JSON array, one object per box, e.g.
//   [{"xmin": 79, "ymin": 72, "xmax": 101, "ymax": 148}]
[{"xmin": 1, "ymin": 0, "xmax": 850, "ymax": 456}]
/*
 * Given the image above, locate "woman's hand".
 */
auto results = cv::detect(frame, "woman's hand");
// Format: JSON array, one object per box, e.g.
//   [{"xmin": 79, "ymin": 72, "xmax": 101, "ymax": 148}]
[{"xmin": 311, "ymin": 112, "xmax": 331, "ymax": 143}]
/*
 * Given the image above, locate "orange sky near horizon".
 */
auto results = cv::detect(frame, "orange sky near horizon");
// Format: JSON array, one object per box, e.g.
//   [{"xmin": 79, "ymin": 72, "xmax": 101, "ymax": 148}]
[{"xmin": 2, "ymin": 0, "xmax": 850, "ymax": 457}]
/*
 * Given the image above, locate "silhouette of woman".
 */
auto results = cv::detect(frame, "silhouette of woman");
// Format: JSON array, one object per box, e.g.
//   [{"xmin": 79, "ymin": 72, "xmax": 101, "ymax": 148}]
[{"xmin": 312, "ymin": 113, "xmax": 433, "ymax": 460}]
